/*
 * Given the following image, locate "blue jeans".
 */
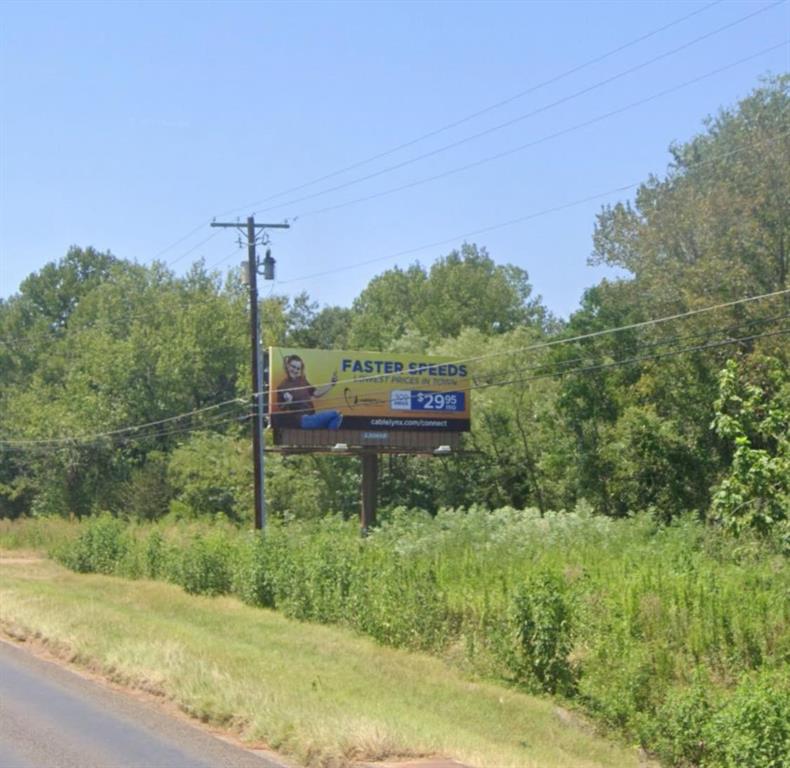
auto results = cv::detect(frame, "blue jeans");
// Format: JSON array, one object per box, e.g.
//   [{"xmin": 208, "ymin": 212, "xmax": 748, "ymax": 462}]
[{"xmin": 300, "ymin": 410, "xmax": 343, "ymax": 430}]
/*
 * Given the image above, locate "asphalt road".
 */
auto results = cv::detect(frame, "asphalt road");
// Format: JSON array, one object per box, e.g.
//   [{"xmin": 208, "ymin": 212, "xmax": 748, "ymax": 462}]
[{"xmin": 0, "ymin": 640, "xmax": 287, "ymax": 768}]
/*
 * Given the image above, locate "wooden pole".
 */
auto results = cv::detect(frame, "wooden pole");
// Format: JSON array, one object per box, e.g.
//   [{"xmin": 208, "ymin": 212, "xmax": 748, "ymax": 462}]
[{"xmin": 360, "ymin": 450, "xmax": 378, "ymax": 536}]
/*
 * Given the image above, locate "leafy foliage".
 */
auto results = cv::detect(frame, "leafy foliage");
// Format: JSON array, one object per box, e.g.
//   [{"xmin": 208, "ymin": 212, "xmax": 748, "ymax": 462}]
[
  {"xmin": 711, "ymin": 356, "xmax": 789, "ymax": 538},
  {"xmin": 508, "ymin": 572, "xmax": 575, "ymax": 694}
]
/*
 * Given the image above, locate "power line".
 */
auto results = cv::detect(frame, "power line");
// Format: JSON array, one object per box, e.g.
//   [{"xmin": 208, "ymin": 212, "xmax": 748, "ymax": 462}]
[
  {"xmin": 264, "ymin": 288, "xmax": 790, "ymax": 398},
  {"xmin": 250, "ymin": 7, "xmax": 784, "ymax": 218},
  {"xmin": 278, "ymin": 128, "xmax": 789, "ymax": 286},
  {"xmin": 277, "ymin": 184, "xmax": 635, "ymax": 285},
  {"xmin": 167, "ymin": 230, "xmax": 221, "ymax": 267},
  {"xmin": 0, "ymin": 397, "xmax": 246, "ymax": 447},
  {"xmin": 16, "ymin": 323, "xmax": 778, "ymax": 454},
  {"xmin": 259, "ymin": 324, "xmax": 790, "ymax": 420},
  {"xmin": 116, "ymin": 2, "xmax": 727, "ymax": 269},
  {"xmin": 474, "ymin": 327, "xmax": 790, "ymax": 392},
  {"xmin": 1, "ymin": 413, "xmax": 253, "ymax": 455},
  {"xmin": 284, "ymin": 42, "xmax": 787, "ymax": 222},
  {"xmin": 25, "ymin": 2, "xmax": 774, "ymax": 300},
  {"xmin": 4, "ymin": 125, "xmax": 776, "ymax": 351},
  {"xmin": 104, "ymin": 412, "xmax": 251, "ymax": 447},
  {"xmin": 214, "ymin": 1, "xmax": 725, "ymax": 217},
  {"xmin": 149, "ymin": 220, "xmax": 214, "ymax": 263},
  {"xmin": 475, "ymin": 312, "xmax": 790, "ymax": 383}
]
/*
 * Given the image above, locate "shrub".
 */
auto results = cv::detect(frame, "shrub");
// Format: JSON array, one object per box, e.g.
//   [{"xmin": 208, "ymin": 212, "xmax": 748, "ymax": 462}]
[
  {"xmin": 167, "ymin": 433, "xmax": 251, "ymax": 522},
  {"xmin": 346, "ymin": 556, "xmax": 453, "ymax": 652},
  {"xmin": 41, "ymin": 505, "xmax": 788, "ymax": 766},
  {"xmin": 645, "ymin": 681, "xmax": 715, "ymax": 766},
  {"xmin": 506, "ymin": 572, "xmax": 575, "ymax": 695},
  {"xmin": 706, "ymin": 672, "xmax": 790, "ymax": 768},
  {"xmin": 177, "ymin": 532, "xmax": 234, "ymax": 596},
  {"xmin": 56, "ymin": 513, "xmax": 129, "ymax": 574},
  {"xmin": 118, "ymin": 454, "xmax": 173, "ymax": 521},
  {"xmin": 231, "ymin": 531, "xmax": 277, "ymax": 608}
]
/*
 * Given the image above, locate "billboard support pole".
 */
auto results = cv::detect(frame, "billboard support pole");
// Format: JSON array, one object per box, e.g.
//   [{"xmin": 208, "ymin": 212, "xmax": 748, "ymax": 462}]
[
  {"xmin": 360, "ymin": 450, "xmax": 378, "ymax": 536},
  {"xmin": 211, "ymin": 216, "xmax": 290, "ymax": 531}
]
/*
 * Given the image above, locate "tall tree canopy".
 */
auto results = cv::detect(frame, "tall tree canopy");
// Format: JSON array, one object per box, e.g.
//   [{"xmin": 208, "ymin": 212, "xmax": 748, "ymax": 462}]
[{"xmin": 592, "ymin": 75, "xmax": 789, "ymax": 303}]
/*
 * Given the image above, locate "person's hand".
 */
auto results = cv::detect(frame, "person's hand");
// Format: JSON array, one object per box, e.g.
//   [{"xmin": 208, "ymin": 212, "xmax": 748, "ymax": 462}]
[{"xmin": 283, "ymin": 391, "xmax": 293, "ymax": 402}]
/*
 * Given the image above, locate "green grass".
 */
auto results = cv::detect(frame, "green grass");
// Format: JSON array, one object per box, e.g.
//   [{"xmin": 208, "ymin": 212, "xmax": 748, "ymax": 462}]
[
  {"xmin": 4, "ymin": 508, "xmax": 788, "ymax": 767},
  {"xmin": 0, "ymin": 515, "xmax": 80, "ymax": 552},
  {"xmin": 0, "ymin": 554, "xmax": 648, "ymax": 768}
]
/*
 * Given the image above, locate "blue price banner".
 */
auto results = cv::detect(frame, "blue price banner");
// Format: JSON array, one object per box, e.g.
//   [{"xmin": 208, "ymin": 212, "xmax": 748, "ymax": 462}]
[{"xmin": 410, "ymin": 390, "xmax": 466, "ymax": 412}]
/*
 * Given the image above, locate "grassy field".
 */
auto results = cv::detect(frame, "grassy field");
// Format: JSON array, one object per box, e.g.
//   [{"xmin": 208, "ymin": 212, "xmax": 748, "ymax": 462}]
[{"xmin": 0, "ymin": 552, "xmax": 649, "ymax": 768}]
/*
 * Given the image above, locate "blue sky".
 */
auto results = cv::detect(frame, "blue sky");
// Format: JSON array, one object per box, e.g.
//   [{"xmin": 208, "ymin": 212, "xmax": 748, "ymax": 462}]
[{"xmin": 1, "ymin": 0, "xmax": 787, "ymax": 319}]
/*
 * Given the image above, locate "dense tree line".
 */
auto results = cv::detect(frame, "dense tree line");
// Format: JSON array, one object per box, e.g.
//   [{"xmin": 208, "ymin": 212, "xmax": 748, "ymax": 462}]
[{"xmin": 1, "ymin": 77, "xmax": 787, "ymax": 538}]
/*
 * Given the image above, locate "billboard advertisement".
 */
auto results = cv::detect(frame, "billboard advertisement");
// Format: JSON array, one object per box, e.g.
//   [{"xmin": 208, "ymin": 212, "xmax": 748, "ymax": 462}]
[{"xmin": 268, "ymin": 347, "xmax": 471, "ymax": 432}]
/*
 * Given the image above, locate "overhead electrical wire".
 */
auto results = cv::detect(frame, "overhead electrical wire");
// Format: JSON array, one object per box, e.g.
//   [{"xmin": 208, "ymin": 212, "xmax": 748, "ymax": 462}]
[
  {"xmin": 7, "ymin": 285, "xmax": 786, "ymax": 418},
  {"xmin": 149, "ymin": 221, "xmax": 216, "ymax": 263},
  {"xmin": 94, "ymin": 411, "xmax": 251, "ymax": 448},
  {"xmin": 261, "ymin": 315, "xmax": 790, "ymax": 418},
  {"xmin": 473, "ymin": 312, "xmax": 790, "ymax": 384},
  {"xmin": 473, "ymin": 326, "xmax": 790, "ymax": 392},
  {"xmin": 0, "ymin": 397, "xmax": 246, "ymax": 447},
  {"xmin": 29, "ymin": 3, "xmax": 774, "ymax": 290},
  {"xmin": 167, "ymin": 230, "xmax": 221, "ymax": 267},
  {"xmin": 250, "ymin": 4, "xmax": 784, "ymax": 218},
  {"xmin": 2, "ymin": 122, "xmax": 785, "ymax": 352},
  {"xmin": 0, "ymin": 413, "xmax": 253, "ymax": 456},
  {"xmin": 215, "ymin": 0, "xmax": 726, "ymax": 217},
  {"xmin": 153, "ymin": 37, "xmax": 787, "ymax": 301},
  {"xmin": 252, "ymin": 324, "xmax": 790, "ymax": 422},
  {"xmin": 263, "ymin": 287, "xmax": 790, "ymax": 398},
  {"xmin": 283, "ymin": 42, "xmax": 787, "ymax": 222},
  {"xmin": 3, "ymin": 122, "xmax": 782, "ymax": 350},
  {"xmin": 3, "ymin": 290, "xmax": 787, "ymax": 449},
  {"xmin": 3, "ymin": 320, "xmax": 786, "ymax": 454},
  {"xmin": 277, "ymin": 128, "xmax": 789, "ymax": 285},
  {"xmin": 19, "ymin": 300, "xmax": 790, "ymax": 456},
  {"xmin": 142, "ymin": 0, "xmax": 739, "ymax": 260}
]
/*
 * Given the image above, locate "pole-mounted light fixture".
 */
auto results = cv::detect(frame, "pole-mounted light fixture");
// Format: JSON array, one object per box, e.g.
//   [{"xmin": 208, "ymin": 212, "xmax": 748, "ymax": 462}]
[{"xmin": 262, "ymin": 248, "xmax": 275, "ymax": 280}]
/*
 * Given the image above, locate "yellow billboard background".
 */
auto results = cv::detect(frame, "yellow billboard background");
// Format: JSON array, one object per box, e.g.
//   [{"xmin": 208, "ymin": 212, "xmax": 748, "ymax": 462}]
[{"xmin": 268, "ymin": 347, "xmax": 470, "ymax": 432}]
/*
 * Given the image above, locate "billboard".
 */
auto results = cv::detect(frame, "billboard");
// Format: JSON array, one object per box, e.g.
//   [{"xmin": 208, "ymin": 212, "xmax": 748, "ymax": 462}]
[{"xmin": 268, "ymin": 347, "xmax": 471, "ymax": 432}]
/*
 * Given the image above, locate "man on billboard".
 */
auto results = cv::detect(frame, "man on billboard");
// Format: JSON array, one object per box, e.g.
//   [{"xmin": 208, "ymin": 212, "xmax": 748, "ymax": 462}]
[{"xmin": 276, "ymin": 354, "xmax": 343, "ymax": 430}]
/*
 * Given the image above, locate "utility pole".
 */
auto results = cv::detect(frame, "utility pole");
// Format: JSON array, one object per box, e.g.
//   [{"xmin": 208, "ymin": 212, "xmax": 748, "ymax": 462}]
[{"xmin": 211, "ymin": 216, "xmax": 289, "ymax": 530}]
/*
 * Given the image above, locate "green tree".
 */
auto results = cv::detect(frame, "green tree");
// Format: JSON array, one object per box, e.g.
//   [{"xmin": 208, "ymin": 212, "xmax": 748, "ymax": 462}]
[
  {"xmin": 416, "ymin": 243, "xmax": 544, "ymax": 339},
  {"xmin": 711, "ymin": 356, "xmax": 789, "ymax": 537},
  {"xmin": 551, "ymin": 76, "xmax": 790, "ymax": 518},
  {"xmin": 348, "ymin": 263, "xmax": 427, "ymax": 349},
  {"xmin": 348, "ymin": 243, "xmax": 546, "ymax": 349},
  {"xmin": 592, "ymin": 76, "xmax": 789, "ymax": 306},
  {"xmin": 1, "ymin": 255, "xmax": 248, "ymax": 518}
]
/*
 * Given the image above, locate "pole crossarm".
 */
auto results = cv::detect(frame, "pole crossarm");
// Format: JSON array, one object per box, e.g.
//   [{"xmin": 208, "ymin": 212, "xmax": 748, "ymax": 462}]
[{"xmin": 211, "ymin": 221, "xmax": 290, "ymax": 229}]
